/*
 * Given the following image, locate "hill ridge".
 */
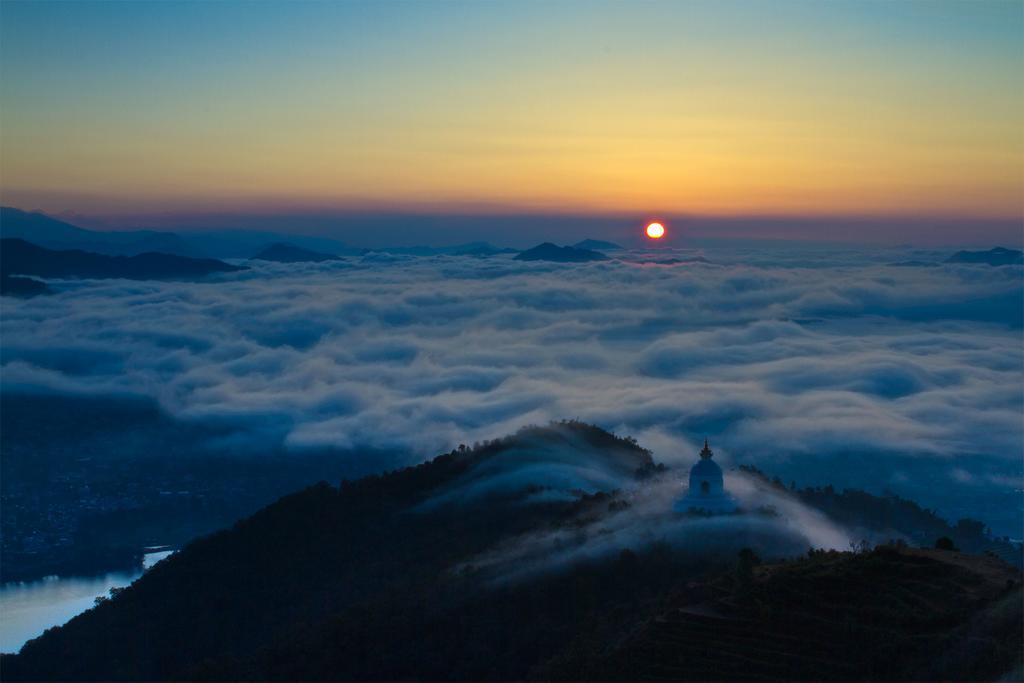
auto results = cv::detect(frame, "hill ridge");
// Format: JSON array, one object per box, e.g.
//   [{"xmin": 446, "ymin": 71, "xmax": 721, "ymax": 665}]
[{"xmin": 0, "ymin": 238, "xmax": 245, "ymax": 281}]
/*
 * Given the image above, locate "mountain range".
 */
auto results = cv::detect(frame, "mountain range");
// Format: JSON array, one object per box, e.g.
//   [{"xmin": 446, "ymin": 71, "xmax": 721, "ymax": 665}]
[
  {"xmin": 0, "ymin": 238, "xmax": 245, "ymax": 281},
  {"xmin": 0, "ymin": 207, "xmax": 200, "ymax": 257},
  {"xmin": 1, "ymin": 208, "xmax": 533, "ymax": 259},
  {"xmin": 515, "ymin": 242, "xmax": 610, "ymax": 263},
  {"xmin": 0, "ymin": 207, "xmax": 353, "ymax": 259},
  {"xmin": 945, "ymin": 247, "xmax": 1023, "ymax": 266}
]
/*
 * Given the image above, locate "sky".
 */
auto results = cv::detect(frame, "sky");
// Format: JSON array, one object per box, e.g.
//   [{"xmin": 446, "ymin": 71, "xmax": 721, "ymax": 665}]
[{"xmin": 1, "ymin": 1, "xmax": 1022, "ymax": 243}]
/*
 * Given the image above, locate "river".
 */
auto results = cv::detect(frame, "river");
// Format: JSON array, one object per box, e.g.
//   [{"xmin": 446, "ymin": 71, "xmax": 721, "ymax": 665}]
[{"xmin": 0, "ymin": 549, "xmax": 173, "ymax": 654}]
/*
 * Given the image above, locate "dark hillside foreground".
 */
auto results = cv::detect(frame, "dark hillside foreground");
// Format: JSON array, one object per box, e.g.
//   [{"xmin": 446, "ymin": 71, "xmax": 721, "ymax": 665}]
[
  {"xmin": 0, "ymin": 393, "xmax": 405, "ymax": 583},
  {"xmin": 2, "ymin": 422, "xmax": 1020, "ymax": 682},
  {"xmin": 570, "ymin": 547, "xmax": 1021, "ymax": 682}
]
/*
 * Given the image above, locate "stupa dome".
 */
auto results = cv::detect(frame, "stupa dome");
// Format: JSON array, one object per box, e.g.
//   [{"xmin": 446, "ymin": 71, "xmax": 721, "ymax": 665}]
[{"xmin": 673, "ymin": 438, "xmax": 738, "ymax": 515}]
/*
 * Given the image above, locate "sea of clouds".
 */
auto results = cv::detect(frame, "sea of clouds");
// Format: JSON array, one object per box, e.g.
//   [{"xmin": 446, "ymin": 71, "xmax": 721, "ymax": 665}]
[{"xmin": 2, "ymin": 245, "xmax": 1021, "ymax": 532}]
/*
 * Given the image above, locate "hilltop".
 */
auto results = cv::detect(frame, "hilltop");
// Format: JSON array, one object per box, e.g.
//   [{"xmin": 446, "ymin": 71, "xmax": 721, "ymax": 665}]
[
  {"xmin": 2, "ymin": 422, "xmax": 1019, "ymax": 681},
  {"xmin": 515, "ymin": 242, "xmax": 609, "ymax": 262},
  {"xmin": 1, "ymin": 422, "xmax": 657, "ymax": 679},
  {"xmin": 946, "ymin": 247, "xmax": 1023, "ymax": 266}
]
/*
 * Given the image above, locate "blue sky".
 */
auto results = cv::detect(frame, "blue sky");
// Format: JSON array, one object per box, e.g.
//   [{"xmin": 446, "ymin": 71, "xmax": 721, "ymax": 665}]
[{"xmin": 1, "ymin": 0, "xmax": 1021, "ymax": 244}]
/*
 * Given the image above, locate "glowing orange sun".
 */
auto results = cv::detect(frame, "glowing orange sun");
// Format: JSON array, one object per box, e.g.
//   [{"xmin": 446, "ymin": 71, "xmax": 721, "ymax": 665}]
[{"xmin": 646, "ymin": 222, "xmax": 665, "ymax": 239}]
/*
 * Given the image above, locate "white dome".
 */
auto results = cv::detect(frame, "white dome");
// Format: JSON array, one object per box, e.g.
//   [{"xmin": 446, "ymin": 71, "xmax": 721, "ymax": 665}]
[{"xmin": 673, "ymin": 438, "xmax": 737, "ymax": 515}]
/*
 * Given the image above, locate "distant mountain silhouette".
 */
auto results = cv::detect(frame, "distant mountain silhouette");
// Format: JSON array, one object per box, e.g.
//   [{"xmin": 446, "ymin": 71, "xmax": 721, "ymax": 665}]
[
  {"xmin": 0, "ymin": 207, "xmax": 358, "ymax": 259},
  {"xmin": 0, "ymin": 274, "xmax": 50, "ymax": 297},
  {"xmin": 889, "ymin": 260, "xmax": 940, "ymax": 268},
  {"xmin": 1, "ymin": 207, "xmax": 93, "ymax": 241},
  {"xmin": 358, "ymin": 242, "xmax": 517, "ymax": 257},
  {"xmin": 1, "ymin": 207, "xmax": 199, "ymax": 257},
  {"xmin": 2, "ymin": 421, "xmax": 1019, "ymax": 682},
  {"xmin": 251, "ymin": 242, "xmax": 340, "ymax": 263},
  {"xmin": 946, "ymin": 247, "xmax": 1023, "ymax": 266},
  {"xmin": 0, "ymin": 239, "xmax": 245, "ymax": 280},
  {"xmin": 186, "ymin": 230, "xmax": 356, "ymax": 259},
  {"xmin": 515, "ymin": 242, "xmax": 609, "ymax": 262},
  {"xmin": 630, "ymin": 255, "xmax": 710, "ymax": 265},
  {"xmin": 573, "ymin": 238, "xmax": 623, "ymax": 251},
  {"xmin": 451, "ymin": 242, "xmax": 518, "ymax": 256}
]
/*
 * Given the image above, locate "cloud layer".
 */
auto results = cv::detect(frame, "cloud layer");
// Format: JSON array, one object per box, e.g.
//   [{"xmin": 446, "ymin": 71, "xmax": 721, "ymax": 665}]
[{"xmin": 2, "ymin": 246, "xmax": 1021, "ymax": 532}]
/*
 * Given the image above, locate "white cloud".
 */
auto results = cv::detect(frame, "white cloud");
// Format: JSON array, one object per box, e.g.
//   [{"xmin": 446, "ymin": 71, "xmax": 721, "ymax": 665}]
[{"xmin": 1, "ymin": 247, "xmax": 1021, "ymax": 528}]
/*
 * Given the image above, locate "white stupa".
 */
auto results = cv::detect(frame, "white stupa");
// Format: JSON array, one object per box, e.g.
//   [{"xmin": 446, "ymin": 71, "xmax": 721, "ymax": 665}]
[{"xmin": 673, "ymin": 438, "xmax": 738, "ymax": 514}]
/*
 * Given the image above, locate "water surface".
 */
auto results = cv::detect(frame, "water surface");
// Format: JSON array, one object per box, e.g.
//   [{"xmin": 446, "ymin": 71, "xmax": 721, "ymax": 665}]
[{"xmin": 0, "ymin": 550, "xmax": 172, "ymax": 654}]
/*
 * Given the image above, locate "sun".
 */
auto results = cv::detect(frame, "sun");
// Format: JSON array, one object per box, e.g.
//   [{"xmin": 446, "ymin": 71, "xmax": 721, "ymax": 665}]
[{"xmin": 645, "ymin": 222, "xmax": 665, "ymax": 239}]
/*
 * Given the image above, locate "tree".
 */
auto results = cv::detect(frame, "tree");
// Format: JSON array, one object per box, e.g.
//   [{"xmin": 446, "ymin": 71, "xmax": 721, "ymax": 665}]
[
  {"xmin": 954, "ymin": 519, "xmax": 986, "ymax": 541},
  {"xmin": 736, "ymin": 547, "xmax": 761, "ymax": 591},
  {"xmin": 935, "ymin": 536, "xmax": 958, "ymax": 551}
]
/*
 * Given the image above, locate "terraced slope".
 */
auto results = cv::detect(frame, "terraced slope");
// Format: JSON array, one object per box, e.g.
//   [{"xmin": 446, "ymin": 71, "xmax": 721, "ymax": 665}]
[{"xmin": 586, "ymin": 547, "xmax": 1021, "ymax": 682}]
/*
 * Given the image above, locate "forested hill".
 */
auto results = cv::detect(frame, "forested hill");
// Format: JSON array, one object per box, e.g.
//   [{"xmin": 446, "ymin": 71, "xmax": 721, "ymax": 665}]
[
  {"xmin": 2, "ymin": 422, "xmax": 1020, "ymax": 681},
  {"xmin": 1, "ymin": 422, "xmax": 659, "ymax": 680},
  {"xmin": 739, "ymin": 465, "xmax": 1022, "ymax": 567},
  {"xmin": 557, "ymin": 546, "xmax": 1021, "ymax": 682}
]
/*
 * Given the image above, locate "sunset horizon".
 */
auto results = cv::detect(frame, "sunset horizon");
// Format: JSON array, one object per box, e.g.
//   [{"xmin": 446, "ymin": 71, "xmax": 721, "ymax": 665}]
[
  {"xmin": 2, "ymin": 0, "xmax": 1021, "ymax": 243},
  {"xmin": 1, "ymin": 2, "xmax": 1021, "ymax": 681}
]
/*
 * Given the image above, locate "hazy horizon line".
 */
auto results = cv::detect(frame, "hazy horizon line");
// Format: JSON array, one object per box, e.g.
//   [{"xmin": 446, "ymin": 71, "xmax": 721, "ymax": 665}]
[{"xmin": 6, "ymin": 203, "xmax": 1020, "ymax": 250}]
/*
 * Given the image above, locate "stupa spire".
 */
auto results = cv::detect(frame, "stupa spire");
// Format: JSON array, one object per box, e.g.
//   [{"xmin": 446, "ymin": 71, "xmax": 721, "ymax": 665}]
[{"xmin": 673, "ymin": 436, "xmax": 736, "ymax": 514}]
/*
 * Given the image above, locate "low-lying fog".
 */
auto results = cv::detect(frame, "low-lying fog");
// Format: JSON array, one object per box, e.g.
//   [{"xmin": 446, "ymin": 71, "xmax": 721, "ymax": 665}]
[
  {"xmin": 431, "ymin": 430, "xmax": 854, "ymax": 583},
  {"xmin": 2, "ymin": 245, "xmax": 1021, "ymax": 535},
  {"xmin": 455, "ymin": 469, "xmax": 854, "ymax": 584}
]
